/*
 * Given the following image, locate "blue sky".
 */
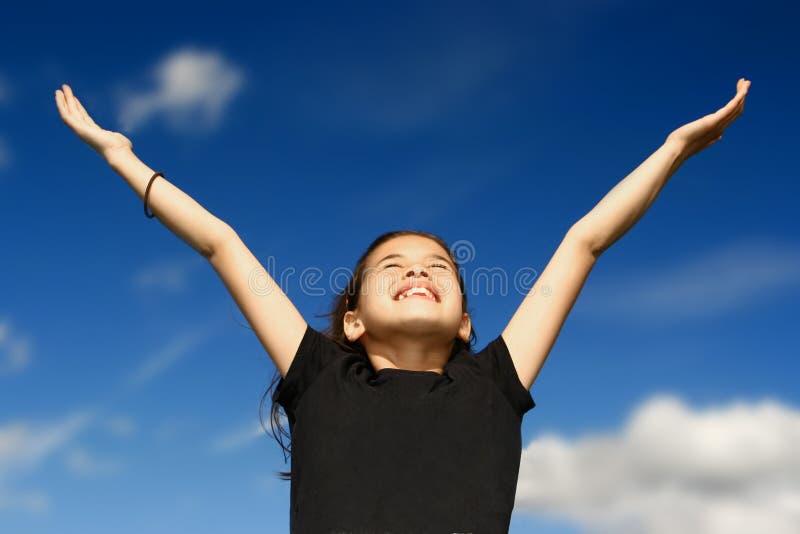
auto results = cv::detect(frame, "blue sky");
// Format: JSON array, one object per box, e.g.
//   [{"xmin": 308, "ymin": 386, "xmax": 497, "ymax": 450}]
[{"xmin": 2, "ymin": 1, "xmax": 799, "ymax": 533}]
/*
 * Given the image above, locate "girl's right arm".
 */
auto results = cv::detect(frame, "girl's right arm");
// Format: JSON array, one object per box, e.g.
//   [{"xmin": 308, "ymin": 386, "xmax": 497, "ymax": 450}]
[{"xmin": 55, "ymin": 84, "xmax": 307, "ymax": 378}]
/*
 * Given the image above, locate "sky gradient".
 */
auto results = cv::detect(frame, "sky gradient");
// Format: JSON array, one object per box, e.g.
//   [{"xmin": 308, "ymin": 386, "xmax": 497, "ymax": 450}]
[{"xmin": 2, "ymin": 1, "xmax": 799, "ymax": 533}]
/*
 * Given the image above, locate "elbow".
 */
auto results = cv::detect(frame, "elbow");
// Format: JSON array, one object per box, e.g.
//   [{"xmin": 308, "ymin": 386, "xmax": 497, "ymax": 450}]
[
  {"xmin": 205, "ymin": 222, "xmax": 238, "ymax": 260},
  {"xmin": 566, "ymin": 222, "xmax": 604, "ymax": 260}
]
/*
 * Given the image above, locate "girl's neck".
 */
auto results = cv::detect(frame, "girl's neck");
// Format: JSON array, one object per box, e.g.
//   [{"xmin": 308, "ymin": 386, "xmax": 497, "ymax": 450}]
[{"xmin": 362, "ymin": 333, "xmax": 454, "ymax": 374}]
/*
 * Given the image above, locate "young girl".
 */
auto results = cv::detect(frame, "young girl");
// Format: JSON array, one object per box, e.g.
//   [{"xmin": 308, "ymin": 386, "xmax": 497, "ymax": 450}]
[{"xmin": 56, "ymin": 78, "xmax": 750, "ymax": 533}]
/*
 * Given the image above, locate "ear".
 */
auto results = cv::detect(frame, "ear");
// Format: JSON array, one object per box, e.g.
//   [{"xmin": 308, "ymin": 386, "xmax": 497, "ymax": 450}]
[
  {"xmin": 343, "ymin": 310, "xmax": 366, "ymax": 342},
  {"xmin": 457, "ymin": 312, "xmax": 471, "ymax": 344}
]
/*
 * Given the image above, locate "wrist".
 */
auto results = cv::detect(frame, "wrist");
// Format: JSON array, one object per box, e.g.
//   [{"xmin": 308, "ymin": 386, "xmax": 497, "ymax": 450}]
[
  {"xmin": 104, "ymin": 146, "xmax": 135, "ymax": 167},
  {"xmin": 663, "ymin": 137, "xmax": 690, "ymax": 164}
]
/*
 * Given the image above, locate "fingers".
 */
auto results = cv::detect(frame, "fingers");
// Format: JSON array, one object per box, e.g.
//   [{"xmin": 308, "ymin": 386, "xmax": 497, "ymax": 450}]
[
  {"xmin": 718, "ymin": 80, "xmax": 749, "ymax": 130},
  {"xmin": 73, "ymin": 94, "xmax": 97, "ymax": 126},
  {"xmin": 716, "ymin": 78, "xmax": 750, "ymax": 113},
  {"xmin": 57, "ymin": 84, "xmax": 91, "ymax": 124},
  {"xmin": 716, "ymin": 88, "xmax": 745, "ymax": 116},
  {"xmin": 62, "ymin": 84, "xmax": 79, "ymax": 117},
  {"xmin": 732, "ymin": 78, "xmax": 751, "ymax": 108},
  {"xmin": 711, "ymin": 78, "xmax": 750, "ymax": 130},
  {"xmin": 736, "ymin": 77, "xmax": 752, "ymax": 94},
  {"xmin": 55, "ymin": 83, "xmax": 101, "ymax": 132},
  {"xmin": 712, "ymin": 105, "xmax": 740, "ymax": 137},
  {"xmin": 55, "ymin": 89, "xmax": 76, "ymax": 126}
]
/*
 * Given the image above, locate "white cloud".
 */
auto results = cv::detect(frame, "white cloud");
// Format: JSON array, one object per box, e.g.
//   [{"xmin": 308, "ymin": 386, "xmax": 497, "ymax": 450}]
[
  {"xmin": 131, "ymin": 255, "xmax": 205, "ymax": 293},
  {"xmin": 63, "ymin": 446, "xmax": 122, "ymax": 477},
  {"xmin": 516, "ymin": 394, "xmax": 800, "ymax": 533},
  {"xmin": 0, "ymin": 319, "xmax": 32, "ymax": 376},
  {"xmin": 116, "ymin": 46, "xmax": 245, "ymax": 134},
  {"xmin": 577, "ymin": 237, "xmax": 800, "ymax": 322}
]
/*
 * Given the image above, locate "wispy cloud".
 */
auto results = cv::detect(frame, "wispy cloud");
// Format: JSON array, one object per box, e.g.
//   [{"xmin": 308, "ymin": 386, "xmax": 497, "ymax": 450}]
[
  {"xmin": 0, "ymin": 411, "xmax": 95, "ymax": 477},
  {"xmin": 131, "ymin": 255, "xmax": 206, "ymax": 293},
  {"xmin": 102, "ymin": 415, "xmax": 137, "ymax": 439},
  {"xmin": 208, "ymin": 421, "xmax": 265, "ymax": 454},
  {"xmin": 63, "ymin": 446, "xmax": 123, "ymax": 477},
  {"xmin": 0, "ymin": 410, "xmax": 95, "ymax": 513},
  {"xmin": 115, "ymin": 46, "xmax": 245, "ymax": 134},
  {"xmin": 577, "ymin": 237, "xmax": 800, "ymax": 322},
  {"xmin": 0, "ymin": 319, "xmax": 219, "ymax": 513},
  {"xmin": 125, "ymin": 326, "xmax": 216, "ymax": 389},
  {"xmin": 209, "ymin": 414, "xmax": 286, "ymax": 454},
  {"xmin": 516, "ymin": 394, "xmax": 800, "ymax": 533},
  {"xmin": 0, "ymin": 488, "xmax": 48, "ymax": 514},
  {"xmin": 0, "ymin": 319, "xmax": 32, "ymax": 376}
]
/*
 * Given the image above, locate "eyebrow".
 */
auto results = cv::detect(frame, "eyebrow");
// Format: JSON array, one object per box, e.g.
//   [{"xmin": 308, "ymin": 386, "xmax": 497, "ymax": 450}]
[{"xmin": 375, "ymin": 253, "xmax": 455, "ymax": 269}]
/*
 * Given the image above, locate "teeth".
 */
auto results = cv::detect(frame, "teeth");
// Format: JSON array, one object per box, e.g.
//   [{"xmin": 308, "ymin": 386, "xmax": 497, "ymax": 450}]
[{"xmin": 397, "ymin": 287, "xmax": 436, "ymax": 301}]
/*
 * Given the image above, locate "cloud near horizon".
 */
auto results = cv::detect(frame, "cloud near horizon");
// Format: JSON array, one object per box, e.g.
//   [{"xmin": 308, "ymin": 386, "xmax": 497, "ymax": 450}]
[{"xmin": 516, "ymin": 393, "xmax": 800, "ymax": 533}]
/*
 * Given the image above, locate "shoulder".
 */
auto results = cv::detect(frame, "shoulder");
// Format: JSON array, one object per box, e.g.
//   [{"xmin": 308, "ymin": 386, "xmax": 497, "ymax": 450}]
[
  {"xmin": 452, "ymin": 333, "xmax": 536, "ymax": 418},
  {"xmin": 273, "ymin": 324, "xmax": 359, "ymax": 413}
]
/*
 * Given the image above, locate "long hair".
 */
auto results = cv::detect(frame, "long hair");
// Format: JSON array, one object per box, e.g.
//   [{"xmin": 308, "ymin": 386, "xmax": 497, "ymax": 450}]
[{"xmin": 259, "ymin": 230, "xmax": 478, "ymax": 481}]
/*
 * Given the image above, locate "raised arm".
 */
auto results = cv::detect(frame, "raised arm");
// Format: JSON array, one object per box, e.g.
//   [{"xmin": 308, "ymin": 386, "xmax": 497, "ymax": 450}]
[
  {"xmin": 55, "ymin": 83, "xmax": 307, "ymax": 377},
  {"xmin": 502, "ymin": 78, "xmax": 751, "ymax": 391}
]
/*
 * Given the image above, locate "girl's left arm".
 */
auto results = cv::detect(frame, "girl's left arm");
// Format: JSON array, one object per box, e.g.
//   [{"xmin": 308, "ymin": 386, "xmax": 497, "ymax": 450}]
[{"xmin": 503, "ymin": 78, "xmax": 751, "ymax": 391}]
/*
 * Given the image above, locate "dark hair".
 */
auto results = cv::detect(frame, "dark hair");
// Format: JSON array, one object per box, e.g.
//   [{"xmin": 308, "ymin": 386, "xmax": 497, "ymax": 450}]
[{"xmin": 259, "ymin": 229, "xmax": 478, "ymax": 481}]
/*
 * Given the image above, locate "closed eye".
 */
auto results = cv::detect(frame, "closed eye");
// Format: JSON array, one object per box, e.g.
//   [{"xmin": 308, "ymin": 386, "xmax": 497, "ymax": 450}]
[{"xmin": 383, "ymin": 263, "xmax": 450, "ymax": 270}]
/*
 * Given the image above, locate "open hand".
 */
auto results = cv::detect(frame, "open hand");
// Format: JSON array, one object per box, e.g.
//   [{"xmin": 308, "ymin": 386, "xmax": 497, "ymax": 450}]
[
  {"xmin": 666, "ymin": 78, "xmax": 751, "ymax": 159},
  {"xmin": 55, "ymin": 83, "xmax": 133, "ymax": 160}
]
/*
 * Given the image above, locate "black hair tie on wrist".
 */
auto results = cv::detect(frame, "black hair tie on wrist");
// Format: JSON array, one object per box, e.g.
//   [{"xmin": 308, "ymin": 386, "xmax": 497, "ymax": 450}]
[{"xmin": 144, "ymin": 171, "xmax": 164, "ymax": 219}]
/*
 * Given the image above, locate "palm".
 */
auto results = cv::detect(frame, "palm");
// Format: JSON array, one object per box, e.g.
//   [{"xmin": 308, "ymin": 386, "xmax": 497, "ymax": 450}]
[
  {"xmin": 666, "ymin": 78, "xmax": 751, "ymax": 158},
  {"xmin": 55, "ymin": 84, "xmax": 133, "ymax": 159}
]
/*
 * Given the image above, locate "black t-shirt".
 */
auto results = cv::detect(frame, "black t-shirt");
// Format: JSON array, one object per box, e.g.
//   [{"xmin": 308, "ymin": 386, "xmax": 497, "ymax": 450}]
[{"xmin": 273, "ymin": 323, "xmax": 536, "ymax": 534}]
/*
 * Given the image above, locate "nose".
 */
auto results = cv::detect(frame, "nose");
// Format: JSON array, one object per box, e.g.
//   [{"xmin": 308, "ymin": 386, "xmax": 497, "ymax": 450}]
[{"xmin": 405, "ymin": 264, "xmax": 429, "ymax": 278}]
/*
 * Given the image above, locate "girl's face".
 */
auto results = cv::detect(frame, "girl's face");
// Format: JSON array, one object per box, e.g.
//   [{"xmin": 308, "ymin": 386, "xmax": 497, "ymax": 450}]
[{"xmin": 344, "ymin": 235, "xmax": 470, "ymax": 345}]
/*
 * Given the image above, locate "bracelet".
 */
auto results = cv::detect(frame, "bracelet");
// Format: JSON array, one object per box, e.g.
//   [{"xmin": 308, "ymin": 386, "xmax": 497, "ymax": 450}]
[{"xmin": 144, "ymin": 171, "xmax": 164, "ymax": 219}]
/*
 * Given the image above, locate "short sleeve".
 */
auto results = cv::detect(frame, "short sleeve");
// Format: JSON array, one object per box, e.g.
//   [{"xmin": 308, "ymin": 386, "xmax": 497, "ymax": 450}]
[
  {"xmin": 474, "ymin": 333, "xmax": 536, "ymax": 418},
  {"xmin": 272, "ymin": 324, "xmax": 347, "ymax": 420}
]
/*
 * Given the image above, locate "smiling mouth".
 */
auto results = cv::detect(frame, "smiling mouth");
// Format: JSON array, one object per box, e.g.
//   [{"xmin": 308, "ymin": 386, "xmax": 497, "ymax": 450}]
[{"xmin": 395, "ymin": 287, "xmax": 439, "ymax": 302}]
